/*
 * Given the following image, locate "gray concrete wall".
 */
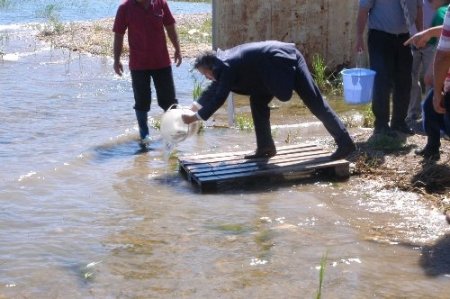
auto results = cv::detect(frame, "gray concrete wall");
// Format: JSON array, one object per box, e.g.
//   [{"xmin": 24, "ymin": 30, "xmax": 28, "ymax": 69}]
[{"xmin": 212, "ymin": 0, "xmax": 359, "ymax": 70}]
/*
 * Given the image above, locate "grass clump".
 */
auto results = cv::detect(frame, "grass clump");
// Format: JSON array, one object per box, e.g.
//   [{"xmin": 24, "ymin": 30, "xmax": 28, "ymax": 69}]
[
  {"xmin": 235, "ymin": 114, "xmax": 254, "ymax": 130},
  {"xmin": 362, "ymin": 104, "xmax": 375, "ymax": 128},
  {"xmin": 311, "ymin": 54, "xmax": 343, "ymax": 96},
  {"xmin": 38, "ymin": 4, "xmax": 65, "ymax": 36}
]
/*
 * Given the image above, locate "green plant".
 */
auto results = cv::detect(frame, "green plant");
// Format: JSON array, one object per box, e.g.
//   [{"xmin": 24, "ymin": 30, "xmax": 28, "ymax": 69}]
[
  {"xmin": 192, "ymin": 79, "xmax": 203, "ymax": 101},
  {"xmin": 38, "ymin": 4, "xmax": 65, "ymax": 36},
  {"xmin": 316, "ymin": 252, "xmax": 328, "ymax": 299},
  {"xmin": 362, "ymin": 104, "xmax": 374, "ymax": 128},
  {"xmin": 311, "ymin": 54, "xmax": 343, "ymax": 96},
  {"xmin": 312, "ymin": 54, "xmax": 328, "ymax": 88},
  {"xmin": 235, "ymin": 114, "xmax": 254, "ymax": 130},
  {"xmin": 149, "ymin": 118, "xmax": 161, "ymax": 130}
]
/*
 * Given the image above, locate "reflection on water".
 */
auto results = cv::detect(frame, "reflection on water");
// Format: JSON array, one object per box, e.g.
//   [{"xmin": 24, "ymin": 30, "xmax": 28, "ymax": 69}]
[{"xmin": 1, "ymin": 22, "xmax": 450, "ymax": 299}]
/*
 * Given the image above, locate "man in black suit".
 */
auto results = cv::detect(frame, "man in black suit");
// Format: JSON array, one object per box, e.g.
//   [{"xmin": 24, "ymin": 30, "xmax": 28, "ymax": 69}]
[{"xmin": 182, "ymin": 40, "xmax": 355, "ymax": 160}]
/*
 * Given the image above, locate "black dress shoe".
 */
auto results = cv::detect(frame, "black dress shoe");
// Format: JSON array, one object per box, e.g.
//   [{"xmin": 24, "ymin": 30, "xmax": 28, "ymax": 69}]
[
  {"xmin": 391, "ymin": 124, "xmax": 414, "ymax": 135},
  {"xmin": 415, "ymin": 147, "xmax": 440, "ymax": 161},
  {"xmin": 244, "ymin": 147, "xmax": 277, "ymax": 159},
  {"xmin": 330, "ymin": 143, "xmax": 356, "ymax": 160}
]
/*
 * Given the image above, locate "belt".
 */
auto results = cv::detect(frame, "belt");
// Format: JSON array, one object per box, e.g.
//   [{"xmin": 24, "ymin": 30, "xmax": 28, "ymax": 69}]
[{"xmin": 369, "ymin": 29, "xmax": 409, "ymax": 38}]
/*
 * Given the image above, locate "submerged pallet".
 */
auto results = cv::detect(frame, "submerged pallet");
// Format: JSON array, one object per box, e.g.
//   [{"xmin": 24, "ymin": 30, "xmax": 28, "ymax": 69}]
[{"xmin": 178, "ymin": 144, "xmax": 350, "ymax": 191}]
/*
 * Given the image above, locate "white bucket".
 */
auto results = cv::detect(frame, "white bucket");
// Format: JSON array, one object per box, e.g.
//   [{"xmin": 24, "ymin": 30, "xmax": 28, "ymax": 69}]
[{"xmin": 160, "ymin": 105, "xmax": 200, "ymax": 144}]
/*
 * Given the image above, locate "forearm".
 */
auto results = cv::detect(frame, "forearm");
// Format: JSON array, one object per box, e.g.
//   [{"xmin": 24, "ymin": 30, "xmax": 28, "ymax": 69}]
[
  {"xmin": 165, "ymin": 24, "xmax": 181, "ymax": 52},
  {"xmin": 356, "ymin": 8, "xmax": 369, "ymax": 39},
  {"xmin": 113, "ymin": 33, "xmax": 124, "ymax": 62},
  {"xmin": 355, "ymin": 7, "xmax": 369, "ymax": 51},
  {"xmin": 433, "ymin": 50, "xmax": 450, "ymax": 93}
]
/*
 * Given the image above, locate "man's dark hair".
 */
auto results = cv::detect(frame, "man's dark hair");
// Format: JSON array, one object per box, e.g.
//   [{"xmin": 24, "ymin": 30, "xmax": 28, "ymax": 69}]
[{"xmin": 193, "ymin": 51, "xmax": 218, "ymax": 70}]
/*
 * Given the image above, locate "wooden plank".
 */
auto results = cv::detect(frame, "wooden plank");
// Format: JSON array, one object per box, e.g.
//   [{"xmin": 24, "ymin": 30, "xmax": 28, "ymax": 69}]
[
  {"xmin": 178, "ymin": 143, "xmax": 320, "ymax": 163},
  {"xmin": 178, "ymin": 143, "xmax": 350, "ymax": 191},
  {"xmin": 188, "ymin": 152, "xmax": 332, "ymax": 177},
  {"xmin": 182, "ymin": 149, "xmax": 329, "ymax": 173},
  {"xmin": 196, "ymin": 157, "xmax": 347, "ymax": 183}
]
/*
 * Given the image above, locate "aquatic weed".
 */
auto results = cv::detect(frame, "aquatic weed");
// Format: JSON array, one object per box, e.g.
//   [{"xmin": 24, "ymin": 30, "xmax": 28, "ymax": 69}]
[
  {"xmin": 38, "ymin": 4, "xmax": 65, "ymax": 35},
  {"xmin": 316, "ymin": 252, "xmax": 328, "ymax": 299},
  {"xmin": 191, "ymin": 74, "xmax": 204, "ymax": 101},
  {"xmin": 212, "ymin": 223, "xmax": 250, "ymax": 235}
]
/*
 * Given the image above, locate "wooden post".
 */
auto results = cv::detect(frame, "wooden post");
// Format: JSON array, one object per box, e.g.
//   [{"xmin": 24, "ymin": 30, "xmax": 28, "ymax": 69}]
[{"xmin": 226, "ymin": 93, "xmax": 235, "ymax": 127}]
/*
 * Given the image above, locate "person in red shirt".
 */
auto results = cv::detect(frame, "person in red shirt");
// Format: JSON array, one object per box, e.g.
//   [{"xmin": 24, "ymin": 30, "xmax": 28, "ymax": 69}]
[{"xmin": 113, "ymin": 0, "xmax": 182, "ymax": 147}]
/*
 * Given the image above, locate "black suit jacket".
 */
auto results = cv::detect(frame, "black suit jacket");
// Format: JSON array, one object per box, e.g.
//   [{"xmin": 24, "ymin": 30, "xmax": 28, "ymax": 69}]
[{"xmin": 197, "ymin": 40, "xmax": 300, "ymax": 121}]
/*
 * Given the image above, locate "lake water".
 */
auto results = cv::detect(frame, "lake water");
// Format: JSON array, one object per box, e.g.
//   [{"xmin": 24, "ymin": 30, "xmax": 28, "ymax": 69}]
[{"xmin": 1, "ymin": 1, "xmax": 450, "ymax": 298}]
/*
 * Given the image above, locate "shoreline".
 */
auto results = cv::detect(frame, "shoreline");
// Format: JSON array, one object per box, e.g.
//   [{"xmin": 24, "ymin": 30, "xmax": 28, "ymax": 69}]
[
  {"xmin": 36, "ymin": 13, "xmax": 212, "ymax": 59},
  {"xmin": 34, "ymin": 13, "xmax": 450, "ymax": 221}
]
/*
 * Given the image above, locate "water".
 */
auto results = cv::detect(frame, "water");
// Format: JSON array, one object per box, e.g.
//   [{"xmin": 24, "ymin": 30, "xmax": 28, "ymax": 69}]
[
  {"xmin": 2, "ymin": 1, "xmax": 450, "ymax": 298},
  {"xmin": 0, "ymin": 0, "xmax": 211, "ymax": 24}
]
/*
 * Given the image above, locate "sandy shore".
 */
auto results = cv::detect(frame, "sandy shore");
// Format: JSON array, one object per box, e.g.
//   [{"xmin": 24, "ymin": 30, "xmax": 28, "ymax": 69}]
[{"xmin": 37, "ymin": 13, "xmax": 212, "ymax": 58}]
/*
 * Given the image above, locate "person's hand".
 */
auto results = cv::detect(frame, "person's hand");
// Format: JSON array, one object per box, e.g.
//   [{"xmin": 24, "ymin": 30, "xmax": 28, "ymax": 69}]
[
  {"xmin": 433, "ymin": 91, "xmax": 447, "ymax": 114},
  {"xmin": 190, "ymin": 103, "xmax": 200, "ymax": 112},
  {"xmin": 404, "ymin": 31, "xmax": 430, "ymax": 48},
  {"xmin": 114, "ymin": 60, "xmax": 123, "ymax": 76},
  {"xmin": 182, "ymin": 110, "xmax": 198, "ymax": 124},
  {"xmin": 174, "ymin": 49, "xmax": 182, "ymax": 67}
]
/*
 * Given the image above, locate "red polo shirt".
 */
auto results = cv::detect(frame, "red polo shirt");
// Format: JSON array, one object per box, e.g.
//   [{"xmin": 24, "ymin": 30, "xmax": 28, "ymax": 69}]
[{"xmin": 113, "ymin": 0, "xmax": 176, "ymax": 70}]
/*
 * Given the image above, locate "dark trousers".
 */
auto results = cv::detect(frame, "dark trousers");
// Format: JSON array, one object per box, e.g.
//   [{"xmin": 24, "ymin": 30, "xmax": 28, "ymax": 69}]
[
  {"xmin": 130, "ymin": 66, "xmax": 177, "ymax": 113},
  {"xmin": 368, "ymin": 29, "xmax": 413, "ymax": 129},
  {"xmin": 249, "ymin": 52, "xmax": 353, "ymax": 150},
  {"xmin": 422, "ymin": 89, "xmax": 450, "ymax": 150}
]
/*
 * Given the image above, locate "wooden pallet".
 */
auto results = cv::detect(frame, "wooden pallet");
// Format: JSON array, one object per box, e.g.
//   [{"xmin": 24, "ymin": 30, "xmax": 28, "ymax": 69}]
[{"xmin": 178, "ymin": 144, "xmax": 350, "ymax": 192}]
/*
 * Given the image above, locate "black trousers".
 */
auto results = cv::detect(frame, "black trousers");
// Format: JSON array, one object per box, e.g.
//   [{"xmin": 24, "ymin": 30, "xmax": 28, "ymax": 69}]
[
  {"xmin": 130, "ymin": 66, "xmax": 177, "ymax": 112},
  {"xmin": 423, "ymin": 89, "xmax": 450, "ymax": 150},
  {"xmin": 368, "ymin": 29, "xmax": 413, "ymax": 129},
  {"xmin": 249, "ymin": 52, "xmax": 353, "ymax": 150}
]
